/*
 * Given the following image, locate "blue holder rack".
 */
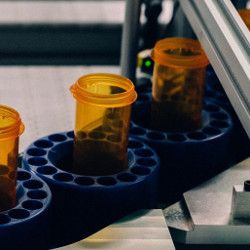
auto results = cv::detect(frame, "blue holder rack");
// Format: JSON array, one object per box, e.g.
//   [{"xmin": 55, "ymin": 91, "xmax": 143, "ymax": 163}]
[
  {"xmin": 22, "ymin": 131, "xmax": 160, "ymax": 248},
  {"xmin": 130, "ymin": 92, "xmax": 233, "ymax": 203},
  {"xmin": 205, "ymin": 65, "xmax": 250, "ymax": 163},
  {"xmin": 0, "ymin": 168, "xmax": 51, "ymax": 250}
]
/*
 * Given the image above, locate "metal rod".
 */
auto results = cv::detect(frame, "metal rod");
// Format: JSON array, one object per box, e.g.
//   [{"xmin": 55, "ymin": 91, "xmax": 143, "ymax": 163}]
[{"xmin": 120, "ymin": 0, "xmax": 142, "ymax": 84}]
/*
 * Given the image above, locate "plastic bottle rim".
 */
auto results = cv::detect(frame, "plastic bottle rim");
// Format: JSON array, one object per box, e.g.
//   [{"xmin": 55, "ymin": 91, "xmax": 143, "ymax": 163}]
[
  {"xmin": 0, "ymin": 105, "xmax": 24, "ymax": 141},
  {"xmin": 151, "ymin": 37, "xmax": 209, "ymax": 69},
  {"xmin": 70, "ymin": 73, "xmax": 137, "ymax": 107}
]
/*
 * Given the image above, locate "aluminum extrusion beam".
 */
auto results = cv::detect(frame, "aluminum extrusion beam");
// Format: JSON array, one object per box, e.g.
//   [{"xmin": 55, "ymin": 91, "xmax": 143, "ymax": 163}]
[
  {"xmin": 120, "ymin": 0, "xmax": 142, "ymax": 83},
  {"xmin": 180, "ymin": 0, "xmax": 250, "ymax": 138}
]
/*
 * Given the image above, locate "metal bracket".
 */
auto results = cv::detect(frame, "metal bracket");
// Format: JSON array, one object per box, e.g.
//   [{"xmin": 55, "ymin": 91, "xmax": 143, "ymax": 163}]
[{"xmin": 179, "ymin": 0, "xmax": 250, "ymax": 138}]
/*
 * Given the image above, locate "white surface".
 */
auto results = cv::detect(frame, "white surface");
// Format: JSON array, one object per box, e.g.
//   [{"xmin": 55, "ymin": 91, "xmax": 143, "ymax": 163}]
[
  {"xmin": 0, "ymin": 1, "xmax": 126, "ymax": 24},
  {"xmin": 56, "ymin": 209, "xmax": 175, "ymax": 250},
  {"xmin": 0, "ymin": 66, "xmax": 120, "ymax": 153},
  {"xmin": 0, "ymin": 0, "xmax": 173, "ymax": 24}
]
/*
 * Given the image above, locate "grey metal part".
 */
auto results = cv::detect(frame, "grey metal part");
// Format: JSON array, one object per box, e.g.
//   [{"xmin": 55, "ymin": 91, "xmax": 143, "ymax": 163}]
[
  {"xmin": 231, "ymin": 185, "xmax": 250, "ymax": 219},
  {"xmin": 179, "ymin": 0, "xmax": 250, "ymax": 138},
  {"xmin": 120, "ymin": 0, "xmax": 142, "ymax": 83},
  {"xmin": 164, "ymin": 157, "xmax": 250, "ymax": 244}
]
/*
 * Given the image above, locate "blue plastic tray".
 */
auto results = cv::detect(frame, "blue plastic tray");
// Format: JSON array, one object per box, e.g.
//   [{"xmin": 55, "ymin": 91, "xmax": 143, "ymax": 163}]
[
  {"xmin": 22, "ymin": 132, "xmax": 160, "ymax": 248},
  {"xmin": 0, "ymin": 168, "xmax": 51, "ymax": 250},
  {"xmin": 130, "ymin": 92, "xmax": 233, "ymax": 202}
]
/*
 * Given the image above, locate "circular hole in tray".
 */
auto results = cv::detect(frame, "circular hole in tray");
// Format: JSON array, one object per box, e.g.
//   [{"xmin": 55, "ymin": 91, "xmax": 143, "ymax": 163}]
[
  {"xmin": 17, "ymin": 171, "xmax": 31, "ymax": 181},
  {"xmin": 107, "ymin": 134, "xmax": 121, "ymax": 143},
  {"xmin": 210, "ymin": 120, "xmax": 229, "ymax": 129},
  {"xmin": 0, "ymin": 214, "xmax": 11, "ymax": 224},
  {"xmin": 211, "ymin": 112, "xmax": 228, "ymax": 120},
  {"xmin": 0, "ymin": 165, "xmax": 9, "ymax": 175},
  {"xmin": 34, "ymin": 140, "xmax": 53, "ymax": 148},
  {"xmin": 134, "ymin": 149, "xmax": 154, "ymax": 157},
  {"xmin": 117, "ymin": 173, "xmax": 137, "ymax": 182},
  {"xmin": 0, "ymin": 176, "xmax": 11, "ymax": 186},
  {"xmin": 97, "ymin": 177, "xmax": 117, "ymax": 186},
  {"xmin": 217, "ymin": 94, "xmax": 230, "ymax": 103},
  {"xmin": 204, "ymin": 90, "xmax": 216, "ymax": 98},
  {"xmin": 23, "ymin": 180, "xmax": 43, "ymax": 189},
  {"xmin": 9, "ymin": 170, "xmax": 16, "ymax": 180},
  {"xmin": 22, "ymin": 200, "xmax": 43, "ymax": 210},
  {"xmin": 67, "ymin": 131, "xmax": 74, "ymax": 138},
  {"xmin": 27, "ymin": 148, "xmax": 46, "ymax": 157},
  {"xmin": 204, "ymin": 104, "xmax": 220, "ymax": 112},
  {"xmin": 27, "ymin": 190, "xmax": 48, "ymax": 199},
  {"xmin": 147, "ymin": 131, "xmax": 165, "ymax": 140},
  {"xmin": 53, "ymin": 173, "xmax": 73, "ymax": 182},
  {"xmin": 28, "ymin": 157, "xmax": 48, "ymax": 166},
  {"xmin": 37, "ymin": 166, "xmax": 57, "ymax": 175},
  {"xmin": 105, "ymin": 112, "xmax": 116, "ymax": 120},
  {"xmin": 137, "ymin": 158, "xmax": 157, "ymax": 167},
  {"xmin": 129, "ymin": 127, "xmax": 147, "ymax": 136},
  {"xmin": 48, "ymin": 134, "xmax": 67, "ymax": 142},
  {"xmin": 89, "ymin": 131, "xmax": 106, "ymax": 139},
  {"xmin": 128, "ymin": 140, "xmax": 143, "ymax": 149},
  {"xmin": 113, "ymin": 120, "xmax": 124, "ymax": 129},
  {"xmin": 168, "ymin": 134, "xmax": 187, "ymax": 142},
  {"xmin": 9, "ymin": 208, "xmax": 30, "ymax": 219},
  {"xmin": 203, "ymin": 127, "xmax": 221, "ymax": 136},
  {"xmin": 75, "ymin": 177, "xmax": 95, "ymax": 186},
  {"xmin": 131, "ymin": 166, "xmax": 151, "ymax": 175},
  {"xmin": 75, "ymin": 131, "xmax": 87, "ymax": 140},
  {"xmin": 187, "ymin": 132, "xmax": 207, "ymax": 140}
]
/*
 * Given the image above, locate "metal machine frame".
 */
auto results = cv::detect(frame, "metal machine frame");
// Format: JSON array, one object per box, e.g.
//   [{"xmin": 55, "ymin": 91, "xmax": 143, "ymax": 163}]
[{"xmin": 120, "ymin": 0, "xmax": 250, "ymax": 137}]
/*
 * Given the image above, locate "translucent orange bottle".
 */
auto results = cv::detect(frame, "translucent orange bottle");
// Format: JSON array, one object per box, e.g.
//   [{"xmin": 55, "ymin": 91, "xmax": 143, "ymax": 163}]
[
  {"xmin": 238, "ymin": 9, "xmax": 250, "ymax": 30},
  {"xmin": 0, "ymin": 105, "xmax": 24, "ymax": 211},
  {"xmin": 150, "ymin": 37, "xmax": 209, "ymax": 132},
  {"xmin": 70, "ymin": 73, "xmax": 137, "ymax": 176}
]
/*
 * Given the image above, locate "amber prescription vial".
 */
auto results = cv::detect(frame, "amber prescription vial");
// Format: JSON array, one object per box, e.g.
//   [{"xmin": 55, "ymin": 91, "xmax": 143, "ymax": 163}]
[
  {"xmin": 238, "ymin": 9, "xmax": 250, "ymax": 30},
  {"xmin": 0, "ymin": 105, "xmax": 24, "ymax": 211},
  {"xmin": 150, "ymin": 37, "xmax": 209, "ymax": 132},
  {"xmin": 70, "ymin": 73, "xmax": 137, "ymax": 176}
]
